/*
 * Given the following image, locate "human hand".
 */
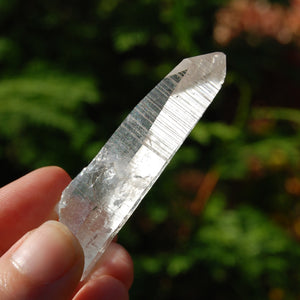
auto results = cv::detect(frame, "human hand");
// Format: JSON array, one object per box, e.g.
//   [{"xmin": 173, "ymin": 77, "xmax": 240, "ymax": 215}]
[{"xmin": 0, "ymin": 167, "xmax": 133, "ymax": 300}]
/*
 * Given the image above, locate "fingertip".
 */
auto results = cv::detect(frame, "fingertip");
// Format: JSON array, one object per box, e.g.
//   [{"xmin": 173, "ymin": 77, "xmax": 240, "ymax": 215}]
[
  {"xmin": 85, "ymin": 242, "xmax": 134, "ymax": 289},
  {"xmin": 0, "ymin": 221, "xmax": 84, "ymax": 300},
  {"xmin": 11, "ymin": 221, "xmax": 83, "ymax": 283},
  {"xmin": 34, "ymin": 166, "xmax": 72, "ymax": 190},
  {"xmin": 107, "ymin": 243, "xmax": 134, "ymax": 289}
]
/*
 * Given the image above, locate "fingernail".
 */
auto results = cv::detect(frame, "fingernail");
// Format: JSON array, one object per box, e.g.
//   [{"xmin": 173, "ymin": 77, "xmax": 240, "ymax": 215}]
[{"xmin": 11, "ymin": 221, "xmax": 82, "ymax": 283}]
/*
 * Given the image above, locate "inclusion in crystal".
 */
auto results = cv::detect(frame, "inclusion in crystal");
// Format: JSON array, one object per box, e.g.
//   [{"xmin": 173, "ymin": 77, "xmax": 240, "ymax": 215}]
[{"xmin": 57, "ymin": 52, "xmax": 226, "ymax": 278}]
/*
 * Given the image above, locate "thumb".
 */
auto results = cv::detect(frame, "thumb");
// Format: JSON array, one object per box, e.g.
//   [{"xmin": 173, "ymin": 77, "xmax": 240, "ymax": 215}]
[{"xmin": 0, "ymin": 221, "xmax": 83, "ymax": 300}]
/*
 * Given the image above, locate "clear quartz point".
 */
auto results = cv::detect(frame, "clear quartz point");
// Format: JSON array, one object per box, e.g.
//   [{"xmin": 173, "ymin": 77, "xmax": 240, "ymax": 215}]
[{"xmin": 57, "ymin": 52, "xmax": 226, "ymax": 278}]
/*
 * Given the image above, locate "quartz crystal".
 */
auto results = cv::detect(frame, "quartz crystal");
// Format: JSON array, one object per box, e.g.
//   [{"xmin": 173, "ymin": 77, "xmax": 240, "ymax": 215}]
[{"xmin": 57, "ymin": 52, "xmax": 226, "ymax": 278}]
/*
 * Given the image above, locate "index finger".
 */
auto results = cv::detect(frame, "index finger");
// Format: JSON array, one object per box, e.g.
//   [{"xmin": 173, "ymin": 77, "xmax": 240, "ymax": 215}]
[{"xmin": 0, "ymin": 166, "xmax": 71, "ymax": 255}]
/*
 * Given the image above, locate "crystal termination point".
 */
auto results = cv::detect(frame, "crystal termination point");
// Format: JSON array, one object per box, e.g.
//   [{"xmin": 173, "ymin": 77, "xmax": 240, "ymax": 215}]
[{"xmin": 57, "ymin": 52, "xmax": 226, "ymax": 279}]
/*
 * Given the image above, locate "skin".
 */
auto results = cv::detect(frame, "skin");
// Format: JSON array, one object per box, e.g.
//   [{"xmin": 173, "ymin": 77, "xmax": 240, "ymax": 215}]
[{"xmin": 0, "ymin": 166, "xmax": 134, "ymax": 300}]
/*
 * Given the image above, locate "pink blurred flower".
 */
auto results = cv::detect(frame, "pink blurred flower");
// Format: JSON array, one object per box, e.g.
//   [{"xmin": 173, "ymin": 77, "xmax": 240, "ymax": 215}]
[{"xmin": 214, "ymin": 0, "xmax": 300, "ymax": 46}]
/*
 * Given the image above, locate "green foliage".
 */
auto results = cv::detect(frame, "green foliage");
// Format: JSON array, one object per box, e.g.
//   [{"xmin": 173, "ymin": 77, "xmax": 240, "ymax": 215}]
[
  {"xmin": 0, "ymin": 62, "xmax": 100, "ymax": 173},
  {"xmin": 0, "ymin": 0, "xmax": 299, "ymax": 299},
  {"xmin": 130, "ymin": 196, "xmax": 300, "ymax": 299}
]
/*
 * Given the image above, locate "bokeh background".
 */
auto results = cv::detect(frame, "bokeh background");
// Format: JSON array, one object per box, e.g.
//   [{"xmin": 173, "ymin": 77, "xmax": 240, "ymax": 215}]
[{"xmin": 0, "ymin": 0, "xmax": 300, "ymax": 299}]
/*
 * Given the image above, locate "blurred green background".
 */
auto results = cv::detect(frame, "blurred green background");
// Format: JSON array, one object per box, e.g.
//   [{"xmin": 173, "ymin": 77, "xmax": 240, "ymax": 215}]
[{"xmin": 0, "ymin": 0, "xmax": 300, "ymax": 298}]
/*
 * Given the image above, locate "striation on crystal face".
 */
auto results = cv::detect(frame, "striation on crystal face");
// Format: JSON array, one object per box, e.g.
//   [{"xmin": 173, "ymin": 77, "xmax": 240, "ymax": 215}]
[{"xmin": 57, "ymin": 52, "xmax": 226, "ymax": 279}]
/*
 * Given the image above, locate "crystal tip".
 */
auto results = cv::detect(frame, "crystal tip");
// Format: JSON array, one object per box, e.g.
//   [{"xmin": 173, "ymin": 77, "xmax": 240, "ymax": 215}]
[
  {"xmin": 167, "ymin": 52, "xmax": 226, "ymax": 84},
  {"xmin": 188, "ymin": 52, "xmax": 226, "ymax": 85},
  {"xmin": 206, "ymin": 52, "xmax": 226, "ymax": 84}
]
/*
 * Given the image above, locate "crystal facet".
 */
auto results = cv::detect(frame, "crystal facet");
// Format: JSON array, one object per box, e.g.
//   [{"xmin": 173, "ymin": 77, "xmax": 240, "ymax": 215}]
[{"xmin": 57, "ymin": 52, "xmax": 226, "ymax": 278}]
